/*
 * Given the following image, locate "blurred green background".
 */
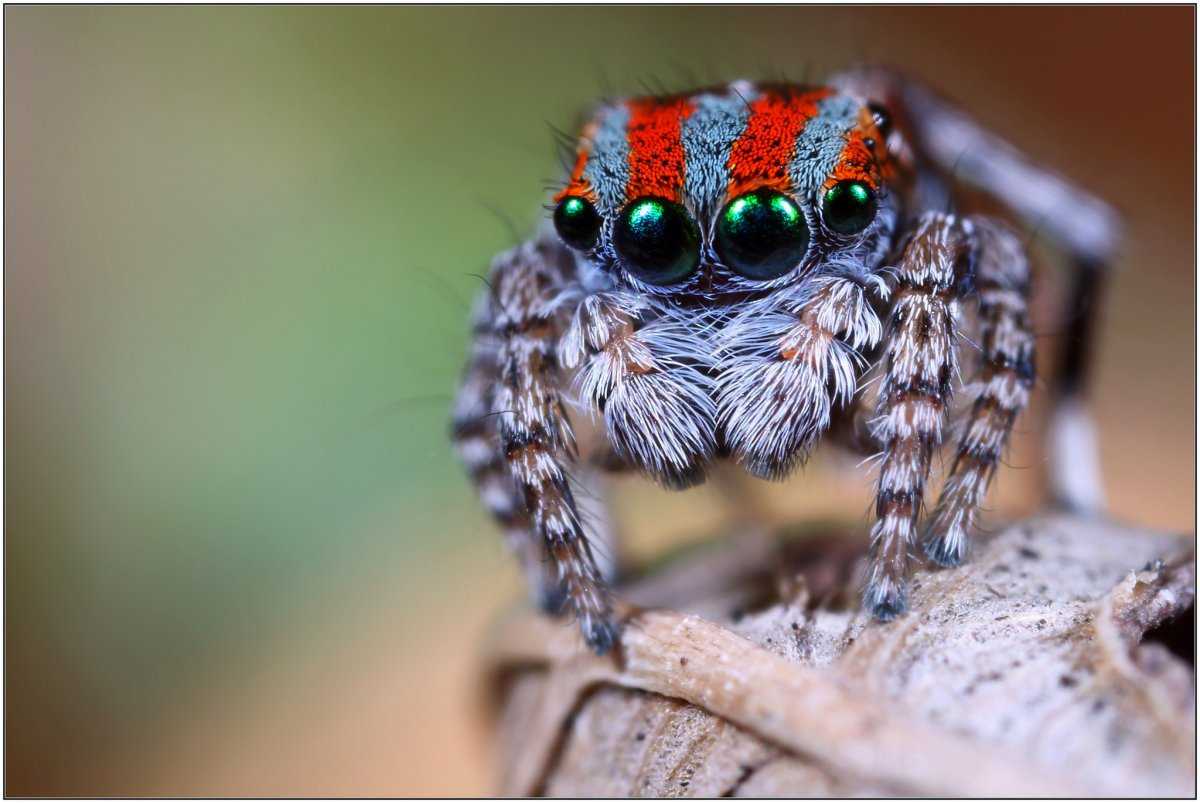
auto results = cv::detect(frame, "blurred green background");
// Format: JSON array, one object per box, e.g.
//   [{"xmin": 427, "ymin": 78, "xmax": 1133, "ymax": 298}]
[{"xmin": 5, "ymin": 6, "xmax": 1194, "ymax": 795}]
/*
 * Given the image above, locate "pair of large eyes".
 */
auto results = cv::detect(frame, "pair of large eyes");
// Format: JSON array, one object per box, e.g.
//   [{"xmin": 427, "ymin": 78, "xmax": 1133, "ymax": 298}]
[{"xmin": 554, "ymin": 182, "xmax": 877, "ymax": 284}]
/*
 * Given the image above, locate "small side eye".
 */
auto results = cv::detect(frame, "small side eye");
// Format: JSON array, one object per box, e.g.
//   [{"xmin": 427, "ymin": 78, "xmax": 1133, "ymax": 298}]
[
  {"xmin": 553, "ymin": 195, "xmax": 601, "ymax": 250},
  {"xmin": 613, "ymin": 197, "xmax": 700, "ymax": 285},
  {"xmin": 867, "ymin": 102, "xmax": 892, "ymax": 137},
  {"xmin": 821, "ymin": 180, "xmax": 877, "ymax": 236},
  {"xmin": 715, "ymin": 189, "xmax": 810, "ymax": 280}
]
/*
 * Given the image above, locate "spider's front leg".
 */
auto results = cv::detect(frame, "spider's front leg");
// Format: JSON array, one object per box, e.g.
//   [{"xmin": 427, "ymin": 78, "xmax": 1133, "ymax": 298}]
[
  {"xmin": 454, "ymin": 238, "xmax": 616, "ymax": 653},
  {"xmin": 865, "ymin": 211, "xmax": 967, "ymax": 618},
  {"xmin": 833, "ymin": 66, "xmax": 1118, "ymax": 514},
  {"xmin": 452, "ymin": 293, "xmax": 565, "ymax": 614}
]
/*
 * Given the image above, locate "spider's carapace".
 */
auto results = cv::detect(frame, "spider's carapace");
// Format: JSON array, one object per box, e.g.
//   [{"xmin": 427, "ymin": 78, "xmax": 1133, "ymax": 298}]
[
  {"xmin": 552, "ymin": 82, "xmax": 901, "ymax": 295},
  {"xmin": 560, "ymin": 84, "xmax": 891, "ymax": 207}
]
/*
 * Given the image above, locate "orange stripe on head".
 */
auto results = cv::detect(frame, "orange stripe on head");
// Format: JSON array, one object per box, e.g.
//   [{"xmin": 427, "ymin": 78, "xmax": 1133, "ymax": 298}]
[
  {"xmin": 826, "ymin": 131, "xmax": 876, "ymax": 188},
  {"xmin": 824, "ymin": 106, "xmax": 892, "ymax": 192},
  {"xmin": 625, "ymin": 97, "xmax": 694, "ymax": 202},
  {"xmin": 726, "ymin": 87, "xmax": 831, "ymax": 200},
  {"xmin": 555, "ymin": 146, "xmax": 595, "ymax": 202},
  {"xmin": 555, "ymin": 121, "xmax": 598, "ymax": 203}
]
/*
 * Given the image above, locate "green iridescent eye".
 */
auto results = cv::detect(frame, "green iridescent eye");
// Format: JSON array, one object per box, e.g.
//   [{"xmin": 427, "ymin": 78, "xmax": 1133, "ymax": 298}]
[
  {"xmin": 613, "ymin": 197, "xmax": 700, "ymax": 285},
  {"xmin": 715, "ymin": 189, "xmax": 810, "ymax": 280},
  {"xmin": 553, "ymin": 195, "xmax": 601, "ymax": 250},
  {"xmin": 822, "ymin": 180, "xmax": 877, "ymax": 235}
]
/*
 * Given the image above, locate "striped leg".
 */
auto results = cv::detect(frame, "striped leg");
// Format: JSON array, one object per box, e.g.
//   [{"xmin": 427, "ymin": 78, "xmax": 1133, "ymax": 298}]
[
  {"xmin": 455, "ymin": 238, "xmax": 616, "ymax": 653},
  {"xmin": 865, "ymin": 212, "xmax": 966, "ymax": 619},
  {"xmin": 831, "ymin": 67, "xmax": 1118, "ymax": 513},
  {"xmin": 923, "ymin": 218, "xmax": 1036, "ymax": 566},
  {"xmin": 452, "ymin": 295, "xmax": 566, "ymax": 614}
]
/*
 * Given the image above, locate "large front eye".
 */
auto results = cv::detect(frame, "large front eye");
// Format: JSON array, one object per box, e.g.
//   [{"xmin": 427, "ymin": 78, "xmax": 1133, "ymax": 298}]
[
  {"xmin": 553, "ymin": 195, "xmax": 601, "ymax": 250},
  {"xmin": 613, "ymin": 197, "xmax": 700, "ymax": 284},
  {"xmin": 715, "ymin": 189, "xmax": 810, "ymax": 280},
  {"xmin": 822, "ymin": 180, "xmax": 877, "ymax": 235}
]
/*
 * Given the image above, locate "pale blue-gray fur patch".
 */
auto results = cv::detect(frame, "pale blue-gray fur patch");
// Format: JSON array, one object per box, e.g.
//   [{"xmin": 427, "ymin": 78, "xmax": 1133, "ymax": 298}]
[
  {"xmin": 680, "ymin": 89, "xmax": 758, "ymax": 217},
  {"xmin": 582, "ymin": 103, "xmax": 631, "ymax": 216},
  {"xmin": 789, "ymin": 94, "xmax": 862, "ymax": 199}
]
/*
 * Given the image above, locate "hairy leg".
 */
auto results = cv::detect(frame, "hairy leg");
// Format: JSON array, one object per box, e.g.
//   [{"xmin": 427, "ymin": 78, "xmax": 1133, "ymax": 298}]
[
  {"xmin": 1046, "ymin": 258, "xmax": 1107, "ymax": 513},
  {"xmin": 452, "ymin": 294, "xmax": 568, "ymax": 613},
  {"xmin": 454, "ymin": 238, "xmax": 615, "ymax": 652},
  {"xmin": 865, "ymin": 211, "xmax": 965, "ymax": 619},
  {"xmin": 568, "ymin": 462, "xmax": 620, "ymax": 583},
  {"xmin": 831, "ymin": 67, "xmax": 1116, "ymax": 513},
  {"xmin": 923, "ymin": 217, "xmax": 1036, "ymax": 566}
]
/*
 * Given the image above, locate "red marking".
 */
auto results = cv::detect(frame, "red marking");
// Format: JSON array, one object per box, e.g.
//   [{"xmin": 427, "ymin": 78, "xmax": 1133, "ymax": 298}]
[
  {"xmin": 625, "ymin": 97, "xmax": 694, "ymax": 201},
  {"xmin": 726, "ymin": 87, "xmax": 831, "ymax": 199},
  {"xmin": 827, "ymin": 130, "xmax": 878, "ymax": 189},
  {"xmin": 555, "ymin": 146, "xmax": 595, "ymax": 202},
  {"xmin": 825, "ymin": 107, "xmax": 893, "ymax": 192},
  {"xmin": 555, "ymin": 120, "xmax": 599, "ymax": 203}
]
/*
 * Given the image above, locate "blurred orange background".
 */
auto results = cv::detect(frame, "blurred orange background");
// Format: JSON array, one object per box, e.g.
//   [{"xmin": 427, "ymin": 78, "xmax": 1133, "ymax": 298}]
[{"xmin": 5, "ymin": 6, "xmax": 1194, "ymax": 796}]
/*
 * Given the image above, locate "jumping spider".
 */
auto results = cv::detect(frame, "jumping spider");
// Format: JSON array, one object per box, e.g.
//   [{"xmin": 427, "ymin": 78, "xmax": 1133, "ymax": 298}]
[{"xmin": 453, "ymin": 67, "xmax": 1118, "ymax": 653}]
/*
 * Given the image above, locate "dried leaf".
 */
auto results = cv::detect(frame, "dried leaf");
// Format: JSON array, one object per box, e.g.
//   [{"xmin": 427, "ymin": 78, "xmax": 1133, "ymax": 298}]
[{"xmin": 484, "ymin": 515, "xmax": 1194, "ymax": 796}]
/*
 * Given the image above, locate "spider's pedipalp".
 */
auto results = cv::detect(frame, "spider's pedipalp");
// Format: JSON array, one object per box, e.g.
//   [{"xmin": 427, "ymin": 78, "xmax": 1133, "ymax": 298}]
[
  {"xmin": 716, "ymin": 275, "xmax": 883, "ymax": 479},
  {"xmin": 566, "ymin": 291, "xmax": 718, "ymax": 489}
]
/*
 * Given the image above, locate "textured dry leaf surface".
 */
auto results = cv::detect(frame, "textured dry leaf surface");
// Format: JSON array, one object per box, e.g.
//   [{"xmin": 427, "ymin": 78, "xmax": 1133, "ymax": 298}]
[{"xmin": 483, "ymin": 514, "xmax": 1195, "ymax": 797}]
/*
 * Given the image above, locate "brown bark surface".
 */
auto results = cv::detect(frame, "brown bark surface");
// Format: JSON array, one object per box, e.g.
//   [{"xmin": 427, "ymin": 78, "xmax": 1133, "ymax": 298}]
[{"xmin": 483, "ymin": 514, "xmax": 1195, "ymax": 797}]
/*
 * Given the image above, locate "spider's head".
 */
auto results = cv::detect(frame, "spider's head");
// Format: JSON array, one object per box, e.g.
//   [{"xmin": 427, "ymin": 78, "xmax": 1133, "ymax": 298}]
[{"xmin": 551, "ymin": 82, "xmax": 901, "ymax": 298}]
